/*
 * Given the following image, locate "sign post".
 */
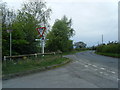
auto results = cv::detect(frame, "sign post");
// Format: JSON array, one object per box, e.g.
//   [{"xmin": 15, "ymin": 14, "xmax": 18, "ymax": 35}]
[
  {"xmin": 42, "ymin": 37, "xmax": 44, "ymax": 55},
  {"xmin": 7, "ymin": 29, "xmax": 13, "ymax": 60},
  {"xmin": 36, "ymin": 27, "xmax": 46, "ymax": 56}
]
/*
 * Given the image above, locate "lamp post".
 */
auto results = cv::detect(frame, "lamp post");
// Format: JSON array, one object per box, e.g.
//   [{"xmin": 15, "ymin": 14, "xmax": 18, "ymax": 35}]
[{"xmin": 7, "ymin": 29, "xmax": 13, "ymax": 60}]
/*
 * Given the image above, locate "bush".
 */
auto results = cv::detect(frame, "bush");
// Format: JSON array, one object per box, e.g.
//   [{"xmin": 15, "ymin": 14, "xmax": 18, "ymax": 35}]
[{"xmin": 96, "ymin": 43, "xmax": 120, "ymax": 54}]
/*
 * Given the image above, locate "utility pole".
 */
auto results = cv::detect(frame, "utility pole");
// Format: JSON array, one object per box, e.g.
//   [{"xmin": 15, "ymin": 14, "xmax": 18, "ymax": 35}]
[{"xmin": 102, "ymin": 34, "xmax": 103, "ymax": 44}]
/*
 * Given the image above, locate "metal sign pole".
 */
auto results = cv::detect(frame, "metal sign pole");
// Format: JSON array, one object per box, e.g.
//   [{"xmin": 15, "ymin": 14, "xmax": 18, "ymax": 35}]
[
  {"xmin": 10, "ymin": 32, "xmax": 12, "ymax": 60},
  {"xmin": 7, "ymin": 30, "xmax": 13, "ymax": 60},
  {"xmin": 36, "ymin": 27, "xmax": 46, "ymax": 57},
  {"xmin": 42, "ymin": 37, "xmax": 44, "ymax": 56}
]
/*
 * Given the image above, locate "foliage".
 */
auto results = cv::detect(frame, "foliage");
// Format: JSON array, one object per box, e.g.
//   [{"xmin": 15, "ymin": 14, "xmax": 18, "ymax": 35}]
[
  {"xmin": 11, "ymin": 12, "xmax": 39, "ymax": 54},
  {"xmin": 21, "ymin": 0, "xmax": 51, "ymax": 29},
  {"xmin": 95, "ymin": 52, "xmax": 120, "ymax": 58},
  {"xmin": 63, "ymin": 49, "xmax": 88, "ymax": 55},
  {"xmin": 96, "ymin": 42, "xmax": 120, "ymax": 54},
  {"xmin": 1, "ymin": 2, "xmax": 16, "ymax": 56},
  {"xmin": 2, "ymin": 55, "xmax": 70, "ymax": 75},
  {"xmin": 2, "ymin": 0, "xmax": 51, "ymax": 57},
  {"xmin": 46, "ymin": 16, "xmax": 75, "ymax": 52},
  {"xmin": 74, "ymin": 41, "xmax": 86, "ymax": 49}
]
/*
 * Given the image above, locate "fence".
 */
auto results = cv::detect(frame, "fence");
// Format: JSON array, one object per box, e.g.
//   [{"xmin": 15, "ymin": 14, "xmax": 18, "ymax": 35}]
[{"xmin": 3, "ymin": 52, "xmax": 62, "ymax": 61}]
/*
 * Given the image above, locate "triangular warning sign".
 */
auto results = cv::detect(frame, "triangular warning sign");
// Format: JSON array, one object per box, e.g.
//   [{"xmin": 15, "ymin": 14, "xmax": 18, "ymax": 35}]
[
  {"xmin": 36, "ymin": 27, "xmax": 46, "ymax": 37},
  {"xmin": 38, "ymin": 28, "xmax": 43, "ymax": 35}
]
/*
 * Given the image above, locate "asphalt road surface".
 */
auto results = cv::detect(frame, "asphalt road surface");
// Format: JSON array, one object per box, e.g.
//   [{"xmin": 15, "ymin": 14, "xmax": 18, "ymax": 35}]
[{"xmin": 3, "ymin": 51, "xmax": 118, "ymax": 88}]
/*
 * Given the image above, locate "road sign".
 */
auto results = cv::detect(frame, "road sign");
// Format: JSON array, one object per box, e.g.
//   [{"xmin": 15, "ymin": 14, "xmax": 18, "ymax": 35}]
[
  {"xmin": 36, "ymin": 27, "xmax": 46, "ymax": 37},
  {"xmin": 36, "ymin": 27, "xmax": 46, "ymax": 56},
  {"xmin": 7, "ymin": 29, "xmax": 13, "ymax": 33}
]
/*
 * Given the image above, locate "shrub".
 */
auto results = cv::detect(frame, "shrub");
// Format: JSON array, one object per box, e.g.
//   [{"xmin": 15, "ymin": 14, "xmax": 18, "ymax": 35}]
[{"xmin": 96, "ymin": 43, "xmax": 120, "ymax": 54}]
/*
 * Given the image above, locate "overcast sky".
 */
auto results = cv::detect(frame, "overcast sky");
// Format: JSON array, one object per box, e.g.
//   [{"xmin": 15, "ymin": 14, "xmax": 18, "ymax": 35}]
[{"xmin": 3, "ymin": 0, "xmax": 119, "ymax": 47}]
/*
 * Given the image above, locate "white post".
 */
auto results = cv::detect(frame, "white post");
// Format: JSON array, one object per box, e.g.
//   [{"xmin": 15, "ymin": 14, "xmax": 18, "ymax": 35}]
[
  {"xmin": 10, "ymin": 32, "xmax": 12, "ymax": 60},
  {"xmin": 42, "ymin": 37, "xmax": 44, "ymax": 56},
  {"xmin": 7, "ymin": 30, "xmax": 13, "ymax": 60}
]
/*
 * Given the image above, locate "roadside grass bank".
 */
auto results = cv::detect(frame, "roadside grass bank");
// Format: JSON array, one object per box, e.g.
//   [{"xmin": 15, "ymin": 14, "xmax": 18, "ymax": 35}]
[
  {"xmin": 2, "ymin": 55, "xmax": 71, "ymax": 77},
  {"xmin": 63, "ymin": 49, "xmax": 88, "ymax": 55},
  {"xmin": 95, "ymin": 52, "xmax": 120, "ymax": 58}
]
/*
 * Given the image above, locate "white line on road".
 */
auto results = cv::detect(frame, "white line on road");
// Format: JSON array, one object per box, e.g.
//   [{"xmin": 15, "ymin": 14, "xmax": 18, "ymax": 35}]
[
  {"xmin": 111, "ymin": 71, "xmax": 115, "ymax": 74},
  {"xmin": 100, "ymin": 72, "xmax": 103, "ymax": 74},
  {"xmin": 92, "ymin": 65, "xmax": 97, "ymax": 67},
  {"xmin": 84, "ymin": 65, "xmax": 88, "ymax": 67},
  {"xmin": 107, "ymin": 70, "xmax": 116, "ymax": 74},
  {"xmin": 100, "ymin": 68, "xmax": 105, "ymax": 70}
]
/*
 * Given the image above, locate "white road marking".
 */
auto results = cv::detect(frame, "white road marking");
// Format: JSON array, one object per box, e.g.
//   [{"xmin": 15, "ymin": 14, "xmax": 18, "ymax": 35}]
[
  {"xmin": 92, "ymin": 65, "xmax": 97, "ymax": 67},
  {"xmin": 100, "ymin": 72, "xmax": 103, "ymax": 74},
  {"xmin": 100, "ymin": 68, "xmax": 105, "ymax": 70},
  {"xmin": 111, "ymin": 71, "xmax": 115, "ymax": 74},
  {"xmin": 84, "ymin": 65, "xmax": 88, "ymax": 67}
]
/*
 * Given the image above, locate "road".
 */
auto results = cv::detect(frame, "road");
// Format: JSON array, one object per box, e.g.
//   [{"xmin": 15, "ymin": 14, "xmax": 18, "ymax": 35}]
[{"xmin": 3, "ymin": 51, "xmax": 118, "ymax": 88}]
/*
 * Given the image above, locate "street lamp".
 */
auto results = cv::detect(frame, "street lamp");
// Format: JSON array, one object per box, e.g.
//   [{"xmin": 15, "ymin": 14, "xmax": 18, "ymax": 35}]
[{"xmin": 7, "ymin": 29, "xmax": 13, "ymax": 60}]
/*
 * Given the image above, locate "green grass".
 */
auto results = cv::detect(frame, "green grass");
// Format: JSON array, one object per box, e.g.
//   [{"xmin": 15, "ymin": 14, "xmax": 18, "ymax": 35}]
[
  {"xmin": 2, "ymin": 55, "xmax": 70, "ymax": 75},
  {"xmin": 95, "ymin": 52, "xmax": 120, "ymax": 58},
  {"xmin": 63, "ymin": 49, "xmax": 88, "ymax": 55}
]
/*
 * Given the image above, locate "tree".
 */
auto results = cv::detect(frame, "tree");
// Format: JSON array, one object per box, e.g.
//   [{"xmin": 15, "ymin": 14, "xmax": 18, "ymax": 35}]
[
  {"xmin": 74, "ymin": 41, "xmax": 86, "ymax": 49},
  {"xmin": 11, "ymin": 12, "xmax": 39, "ymax": 54},
  {"xmin": 46, "ymin": 16, "xmax": 75, "ymax": 52},
  {"xmin": 1, "ymin": 2, "xmax": 17, "ymax": 56},
  {"xmin": 13, "ymin": 0, "xmax": 51, "ymax": 54},
  {"xmin": 2, "ymin": 0, "xmax": 52, "ymax": 56},
  {"xmin": 21, "ymin": 0, "xmax": 51, "ymax": 28}
]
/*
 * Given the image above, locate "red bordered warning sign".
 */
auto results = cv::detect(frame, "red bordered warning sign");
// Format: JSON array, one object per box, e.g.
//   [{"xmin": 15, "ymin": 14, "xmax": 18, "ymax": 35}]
[{"xmin": 36, "ymin": 27, "xmax": 46, "ymax": 37}]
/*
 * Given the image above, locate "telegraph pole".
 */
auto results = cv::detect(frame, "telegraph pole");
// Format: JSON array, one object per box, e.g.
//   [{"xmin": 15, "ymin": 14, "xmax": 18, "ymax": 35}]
[{"xmin": 102, "ymin": 34, "xmax": 103, "ymax": 44}]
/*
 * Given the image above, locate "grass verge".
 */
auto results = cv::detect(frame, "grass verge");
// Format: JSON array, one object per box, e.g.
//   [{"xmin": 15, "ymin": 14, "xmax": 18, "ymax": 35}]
[
  {"xmin": 95, "ymin": 52, "xmax": 120, "ymax": 58},
  {"xmin": 63, "ymin": 49, "xmax": 88, "ymax": 55},
  {"xmin": 2, "ymin": 55, "xmax": 71, "ymax": 76}
]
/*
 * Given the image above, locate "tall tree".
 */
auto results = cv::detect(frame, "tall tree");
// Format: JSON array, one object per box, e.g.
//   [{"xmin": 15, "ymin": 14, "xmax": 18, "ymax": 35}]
[
  {"xmin": 11, "ymin": 12, "xmax": 39, "ymax": 54},
  {"xmin": 1, "ymin": 2, "xmax": 16, "ymax": 56},
  {"xmin": 21, "ymin": 0, "xmax": 51, "ymax": 28},
  {"xmin": 46, "ymin": 16, "xmax": 75, "ymax": 52},
  {"xmin": 74, "ymin": 41, "xmax": 87, "ymax": 49},
  {"xmin": 2, "ymin": 0, "xmax": 52, "ymax": 56}
]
